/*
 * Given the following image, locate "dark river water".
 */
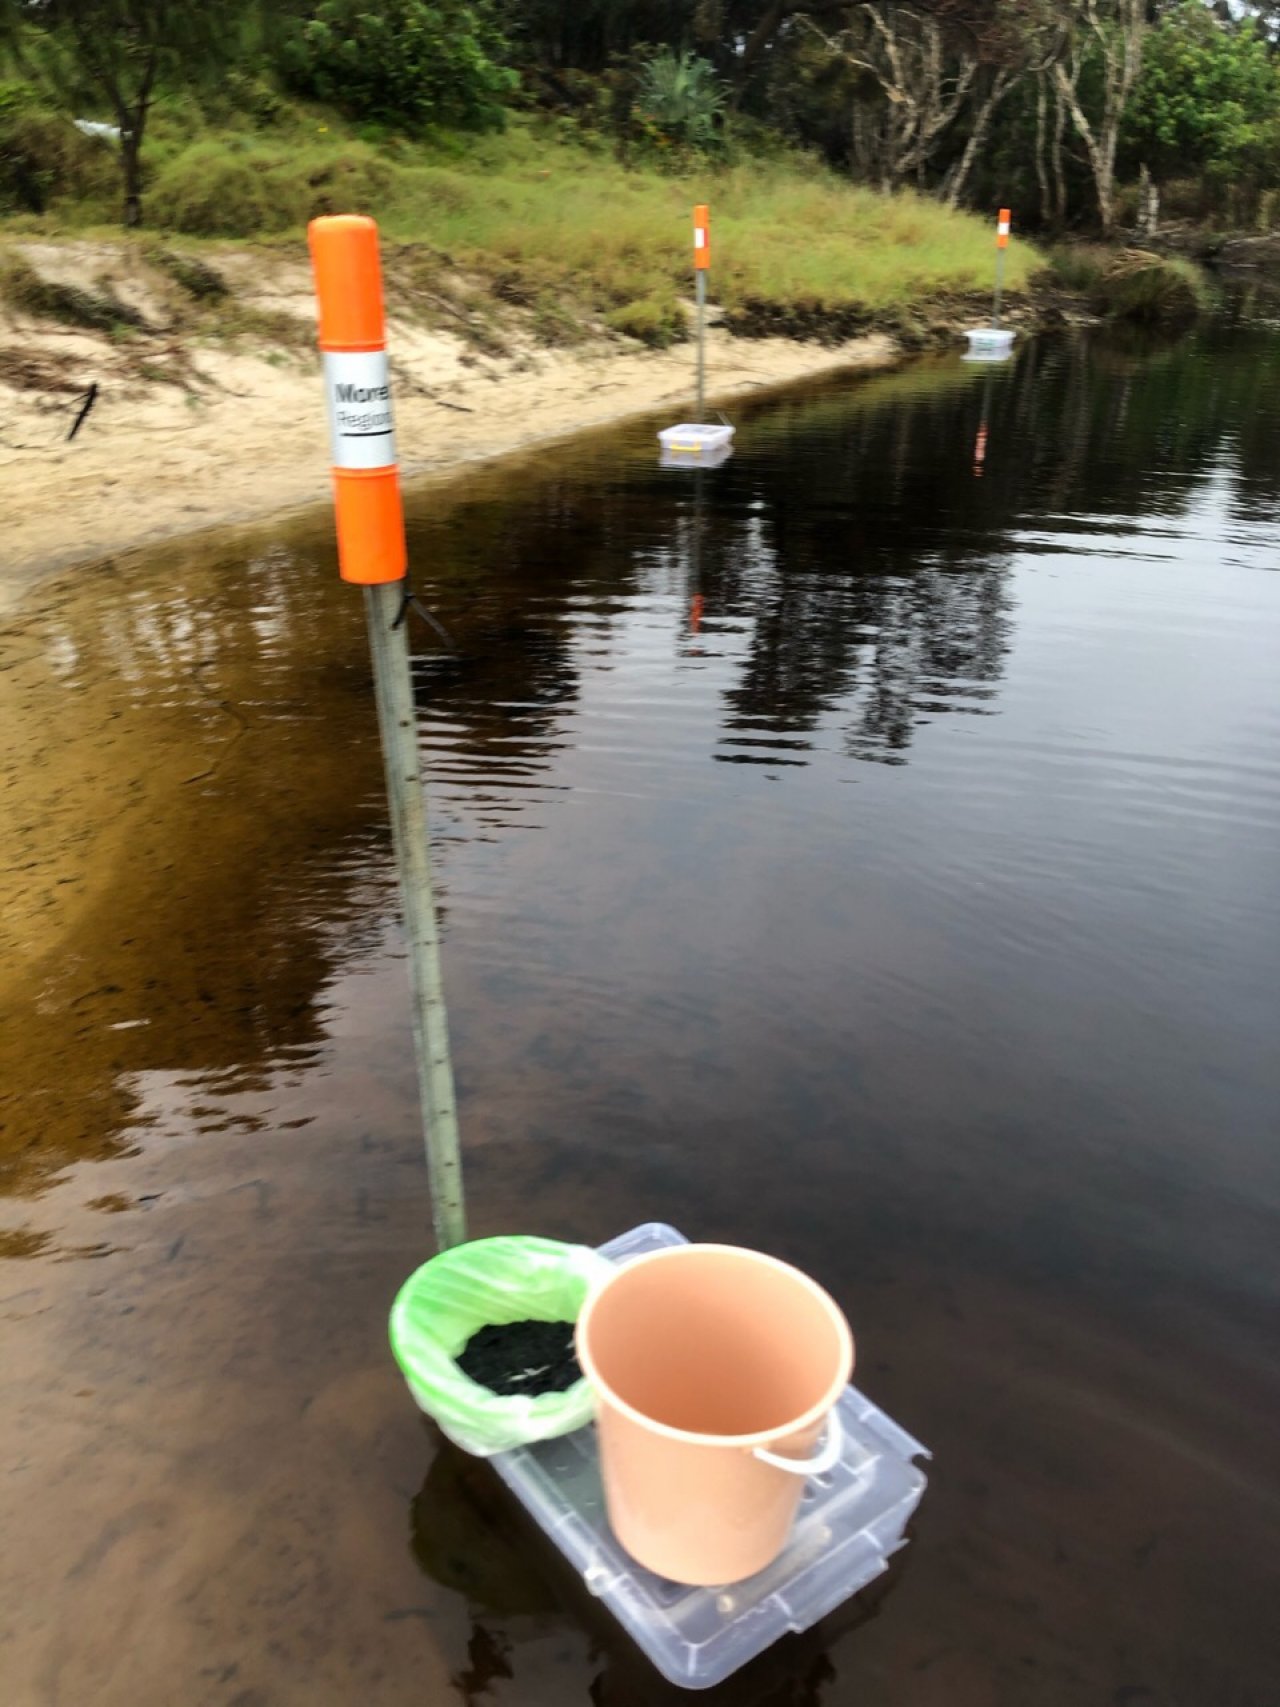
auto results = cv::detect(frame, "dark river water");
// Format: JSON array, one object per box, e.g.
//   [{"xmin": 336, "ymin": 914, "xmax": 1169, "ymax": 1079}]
[{"xmin": 2, "ymin": 302, "xmax": 1278, "ymax": 1707}]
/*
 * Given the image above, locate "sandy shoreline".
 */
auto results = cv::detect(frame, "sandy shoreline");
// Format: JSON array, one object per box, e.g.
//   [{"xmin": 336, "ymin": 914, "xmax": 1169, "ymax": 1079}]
[{"xmin": 1, "ymin": 291, "xmax": 898, "ymax": 598}]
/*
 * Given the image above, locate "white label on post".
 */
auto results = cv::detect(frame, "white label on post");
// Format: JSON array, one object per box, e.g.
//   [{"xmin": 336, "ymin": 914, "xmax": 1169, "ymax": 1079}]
[
  {"xmin": 323, "ymin": 350, "xmax": 396, "ymax": 470},
  {"xmin": 694, "ymin": 227, "xmax": 707, "ymax": 248},
  {"xmin": 997, "ymin": 220, "xmax": 1010, "ymax": 235}
]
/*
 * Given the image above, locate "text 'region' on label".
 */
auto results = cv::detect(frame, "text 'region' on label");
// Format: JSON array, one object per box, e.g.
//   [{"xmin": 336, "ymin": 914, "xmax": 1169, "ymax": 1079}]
[{"xmin": 323, "ymin": 350, "xmax": 396, "ymax": 471}]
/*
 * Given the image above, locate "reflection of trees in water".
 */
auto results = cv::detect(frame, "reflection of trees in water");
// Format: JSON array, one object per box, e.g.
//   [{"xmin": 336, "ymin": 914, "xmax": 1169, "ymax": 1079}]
[
  {"xmin": 709, "ymin": 555, "xmax": 1012, "ymax": 768},
  {"xmin": 674, "ymin": 317, "xmax": 1273, "ymax": 766},
  {"xmin": 1001, "ymin": 317, "xmax": 1280, "ymax": 525},
  {"xmin": 673, "ymin": 371, "xmax": 1018, "ymax": 765},
  {"xmin": 403, "ymin": 313, "xmax": 1279, "ymax": 796},
  {"xmin": 408, "ymin": 482, "xmax": 669, "ymax": 825},
  {"xmin": 844, "ymin": 567, "xmax": 1009, "ymax": 764}
]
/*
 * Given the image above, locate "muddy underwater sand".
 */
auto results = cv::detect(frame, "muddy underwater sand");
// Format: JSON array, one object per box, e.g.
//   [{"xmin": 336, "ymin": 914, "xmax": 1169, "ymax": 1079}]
[{"xmin": 2, "ymin": 324, "xmax": 1279, "ymax": 1706}]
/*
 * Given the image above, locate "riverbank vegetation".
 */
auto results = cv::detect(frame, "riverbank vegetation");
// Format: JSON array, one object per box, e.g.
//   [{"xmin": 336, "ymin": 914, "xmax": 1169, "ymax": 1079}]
[{"xmin": 1, "ymin": 0, "xmax": 1261, "ymax": 348}]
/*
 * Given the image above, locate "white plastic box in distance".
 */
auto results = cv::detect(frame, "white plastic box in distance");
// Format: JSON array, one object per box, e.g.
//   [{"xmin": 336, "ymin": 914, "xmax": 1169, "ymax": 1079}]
[
  {"xmin": 491, "ymin": 1221, "xmax": 930, "ymax": 1691},
  {"xmin": 964, "ymin": 327, "xmax": 1016, "ymax": 359},
  {"xmin": 658, "ymin": 423, "xmax": 736, "ymax": 455}
]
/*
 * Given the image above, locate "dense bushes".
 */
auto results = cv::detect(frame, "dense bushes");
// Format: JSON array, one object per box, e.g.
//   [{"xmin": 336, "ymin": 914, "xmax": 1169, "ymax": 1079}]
[
  {"xmin": 0, "ymin": 82, "xmax": 116, "ymax": 214},
  {"xmin": 147, "ymin": 139, "xmax": 397, "ymax": 236},
  {"xmin": 279, "ymin": 0, "xmax": 515, "ymax": 132},
  {"xmin": 604, "ymin": 294, "xmax": 686, "ymax": 346},
  {"xmin": 147, "ymin": 144, "xmax": 289, "ymax": 236},
  {"xmin": 1094, "ymin": 251, "xmax": 1209, "ymax": 324},
  {"xmin": 1047, "ymin": 244, "xmax": 1209, "ymax": 323}
]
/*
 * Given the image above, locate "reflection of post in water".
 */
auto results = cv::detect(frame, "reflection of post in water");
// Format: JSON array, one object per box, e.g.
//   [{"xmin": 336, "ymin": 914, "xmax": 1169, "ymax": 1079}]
[
  {"xmin": 684, "ymin": 462, "xmax": 709, "ymax": 647},
  {"xmin": 973, "ymin": 366, "xmax": 996, "ymax": 479}
]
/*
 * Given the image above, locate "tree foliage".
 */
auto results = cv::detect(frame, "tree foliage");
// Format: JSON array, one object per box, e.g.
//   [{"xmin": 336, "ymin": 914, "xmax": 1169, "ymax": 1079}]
[
  {"xmin": 3, "ymin": 0, "xmax": 1279, "ymax": 233},
  {"xmin": 279, "ymin": 0, "xmax": 515, "ymax": 132},
  {"xmin": 3, "ymin": 0, "xmax": 246, "ymax": 224},
  {"xmin": 1123, "ymin": 4, "xmax": 1280, "ymax": 182}
]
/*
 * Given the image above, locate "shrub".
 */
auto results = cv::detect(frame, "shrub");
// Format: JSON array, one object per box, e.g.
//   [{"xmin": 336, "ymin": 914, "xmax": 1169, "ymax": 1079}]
[
  {"xmin": 604, "ymin": 294, "xmax": 686, "ymax": 348},
  {"xmin": 147, "ymin": 138, "xmax": 405, "ymax": 235},
  {"xmin": 1092, "ymin": 250, "xmax": 1209, "ymax": 324},
  {"xmin": 530, "ymin": 290, "xmax": 585, "ymax": 345},
  {"xmin": 279, "ymin": 145, "xmax": 398, "ymax": 219},
  {"xmin": 279, "ymin": 0, "xmax": 516, "ymax": 132},
  {"xmin": 0, "ymin": 83, "xmax": 117, "ymax": 214},
  {"xmin": 1045, "ymin": 244, "xmax": 1112, "ymax": 293},
  {"xmin": 216, "ymin": 71, "xmax": 294, "ymax": 130},
  {"xmin": 148, "ymin": 143, "xmax": 297, "ymax": 235},
  {"xmin": 634, "ymin": 50, "xmax": 726, "ymax": 158}
]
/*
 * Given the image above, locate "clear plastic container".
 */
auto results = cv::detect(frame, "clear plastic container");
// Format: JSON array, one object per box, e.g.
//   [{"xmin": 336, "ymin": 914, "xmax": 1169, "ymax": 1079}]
[
  {"xmin": 964, "ymin": 327, "xmax": 1016, "ymax": 358},
  {"xmin": 491, "ymin": 1222, "xmax": 930, "ymax": 1690},
  {"xmin": 657, "ymin": 423, "xmax": 736, "ymax": 455}
]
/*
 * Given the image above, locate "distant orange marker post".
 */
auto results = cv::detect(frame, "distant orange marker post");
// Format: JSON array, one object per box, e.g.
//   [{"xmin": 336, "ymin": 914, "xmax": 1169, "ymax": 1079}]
[
  {"xmin": 693, "ymin": 203, "xmax": 710, "ymax": 271},
  {"xmin": 307, "ymin": 215, "xmax": 467, "ymax": 1251},
  {"xmin": 693, "ymin": 203, "xmax": 710, "ymax": 421},
  {"xmin": 992, "ymin": 207, "xmax": 1012, "ymax": 329}
]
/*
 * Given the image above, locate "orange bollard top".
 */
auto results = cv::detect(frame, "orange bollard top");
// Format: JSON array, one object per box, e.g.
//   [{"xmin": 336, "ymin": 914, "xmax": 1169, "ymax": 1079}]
[
  {"xmin": 309, "ymin": 214, "xmax": 387, "ymax": 351},
  {"xmin": 307, "ymin": 213, "xmax": 406, "ymax": 586},
  {"xmin": 693, "ymin": 203, "xmax": 710, "ymax": 270},
  {"xmin": 997, "ymin": 207, "xmax": 1011, "ymax": 249}
]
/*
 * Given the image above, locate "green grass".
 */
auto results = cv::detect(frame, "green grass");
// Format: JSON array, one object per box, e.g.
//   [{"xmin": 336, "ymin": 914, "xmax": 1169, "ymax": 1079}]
[
  {"xmin": 2, "ymin": 112, "xmax": 1038, "ymax": 338},
  {"xmin": 367, "ymin": 127, "xmax": 1038, "ymax": 321}
]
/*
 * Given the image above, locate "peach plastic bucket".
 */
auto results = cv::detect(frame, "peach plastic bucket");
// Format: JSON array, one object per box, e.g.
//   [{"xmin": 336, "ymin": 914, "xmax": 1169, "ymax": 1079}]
[{"xmin": 575, "ymin": 1244, "xmax": 855, "ymax": 1585}]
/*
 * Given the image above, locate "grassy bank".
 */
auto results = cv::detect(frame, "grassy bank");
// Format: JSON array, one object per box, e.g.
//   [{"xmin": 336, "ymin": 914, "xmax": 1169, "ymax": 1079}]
[{"xmin": 2, "ymin": 108, "xmax": 1039, "ymax": 346}]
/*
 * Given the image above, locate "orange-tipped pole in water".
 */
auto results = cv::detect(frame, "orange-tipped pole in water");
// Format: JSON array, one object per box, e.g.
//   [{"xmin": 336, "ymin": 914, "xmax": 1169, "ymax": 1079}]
[
  {"xmin": 992, "ymin": 207, "xmax": 1011, "ymax": 329},
  {"xmin": 693, "ymin": 203, "xmax": 711, "ymax": 272},
  {"xmin": 309, "ymin": 214, "xmax": 406, "ymax": 586},
  {"xmin": 693, "ymin": 203, "xmax": 711, "ymax": 422},
  {"xmin": 307, "ymin": 215, "xmax": 466, "ymax": 1251}
]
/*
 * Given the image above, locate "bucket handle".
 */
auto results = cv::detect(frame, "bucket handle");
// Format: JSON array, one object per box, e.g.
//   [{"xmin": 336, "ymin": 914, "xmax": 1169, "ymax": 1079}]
[{"xmin": 752, "ymin": 1413, "xmax": 844, "ymax": 1477}]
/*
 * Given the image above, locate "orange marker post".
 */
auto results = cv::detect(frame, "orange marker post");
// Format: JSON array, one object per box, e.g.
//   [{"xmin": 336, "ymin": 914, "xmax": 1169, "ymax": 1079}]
[
  {"xmin": 308, "ymin": 215, "xmax": 467, "ymax": 1251},
  {"xmin": 993, "ymin": 207, "xmax": 1012, "ymax": 330},
  {"xmin": 693, "ymin": 203, "xmax": 711, "ymax": 272},
  {"xmin": 309, "ymin": 214, "xmax": 406, "ymax": 585},
  {"xmin": 693, "ymin": 204, "xmax": 710, "ymax": 422}
]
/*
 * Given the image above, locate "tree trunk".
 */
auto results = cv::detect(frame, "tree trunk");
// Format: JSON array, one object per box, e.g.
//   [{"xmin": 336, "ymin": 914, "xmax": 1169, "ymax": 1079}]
[
  {"xmin": 1095, "ymin": 105, "xmax": 1120, "ymax": 233},
  {"xmin": 1051, "ymin": 81, "xmax": 1067, "ymax": 224},
  {"xmin": 1034, "ymin": 76, "xmax": 1051, "ymax": 225},
  {"xmin": 1052, "ymin": 61, "xmax": 1114, "ymax": 232},
  {"xmin": 122, "ymin": 134, "xmax": 143, "ymax": 228},
  {"xmin": 1137, "ymin": 162, "xmax": 1159, "ymax": 237},
  {"xmin": 945, "ymin": 71, "xmax": 1014, "ymax": 209},
  {"xmin": 1052, "ymin": 0, "xmax": 1146, "ymax": 234}
]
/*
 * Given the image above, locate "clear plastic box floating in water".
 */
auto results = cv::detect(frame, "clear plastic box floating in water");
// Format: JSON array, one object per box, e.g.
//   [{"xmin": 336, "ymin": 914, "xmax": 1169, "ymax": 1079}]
[
  {"xmin": 658, "ymin": 422, "xmax": 736, "ymax": 458},
  {"xmin": 963, "ymin": 327, "xmax": 1016, "ymax": 361},
  {"xmin": 491, "ymin": 1222, "xmax": 930, "ymax": 1691}
]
